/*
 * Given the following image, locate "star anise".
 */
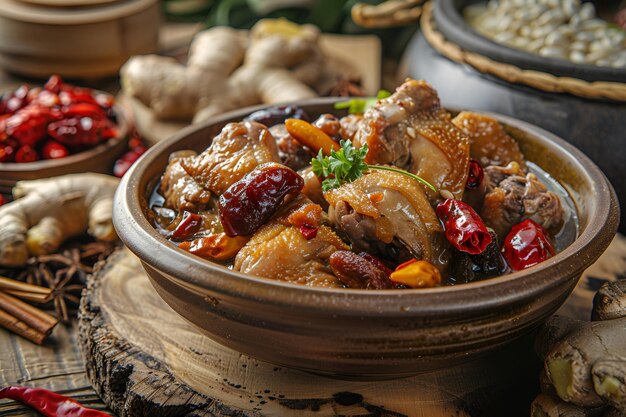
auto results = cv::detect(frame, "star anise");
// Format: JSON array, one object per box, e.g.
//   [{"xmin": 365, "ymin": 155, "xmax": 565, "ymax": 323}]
[{"xmin": 6, "ymin": 239, "xmax": 119, "ymax": 323}]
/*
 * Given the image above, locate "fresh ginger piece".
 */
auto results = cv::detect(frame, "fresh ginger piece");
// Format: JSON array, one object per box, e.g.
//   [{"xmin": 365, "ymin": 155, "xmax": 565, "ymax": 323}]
[
  {"xmin": 122, "ymin": 20, "xmax": 324, "ymax": 123},
  {"xmin": 0, "ymin": 173, "xmax": 119, "ymax": 267}
]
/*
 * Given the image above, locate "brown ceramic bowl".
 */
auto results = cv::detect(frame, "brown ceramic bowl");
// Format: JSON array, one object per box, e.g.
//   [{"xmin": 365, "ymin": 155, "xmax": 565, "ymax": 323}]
[
  {"xmin": 113, "ymin": 98, "xmax": 619, "ymax": 379},
  {"xmin": 0, "ymin": 105, "xmax": 129, "ymax": 195}
]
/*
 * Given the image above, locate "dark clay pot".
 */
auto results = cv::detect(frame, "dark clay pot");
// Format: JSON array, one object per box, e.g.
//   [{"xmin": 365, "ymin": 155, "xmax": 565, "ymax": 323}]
[{"xmin": 401, "ymin": 0, "xmax": 626, "ymax": 232}]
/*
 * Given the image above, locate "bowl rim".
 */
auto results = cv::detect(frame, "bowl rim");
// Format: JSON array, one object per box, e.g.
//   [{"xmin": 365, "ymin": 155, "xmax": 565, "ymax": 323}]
[
  {"xmin": 114, "ymin": 97, "xmax": 619, "ymax": 315},
  {"xmin": 0, "ymin": 103, "xmax": 128, "ymax": 173},
  {"xmin": 434, "ymin": 0, "xmax": 626, "ymax": 84}
]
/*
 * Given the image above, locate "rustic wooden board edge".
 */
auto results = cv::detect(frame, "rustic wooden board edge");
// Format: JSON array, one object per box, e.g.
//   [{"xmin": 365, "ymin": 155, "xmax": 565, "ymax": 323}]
[{"xmin": 77, "ymin": 248, "xmax": 260, "ymax": 417}]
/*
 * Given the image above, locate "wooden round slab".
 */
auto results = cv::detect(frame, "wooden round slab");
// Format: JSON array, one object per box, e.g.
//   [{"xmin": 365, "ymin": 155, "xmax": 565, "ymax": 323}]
[{"xmin": 78, "ymin": 237, "xmax": 626, "ymax": 417}]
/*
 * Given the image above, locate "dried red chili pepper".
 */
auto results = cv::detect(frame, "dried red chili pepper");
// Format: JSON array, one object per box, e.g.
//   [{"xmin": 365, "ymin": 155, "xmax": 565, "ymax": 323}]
[
  {"xmin": 298, "ymin": 225, "xmax": 318, "ymax": 240},
  {"xmin": 59, "ymin": 89, "xmax": 100, "ymax": 107},
  {"xmin": 6, "ymin": 105, "xmax": 55, "ymax": 146},
  {"xmin": 48, "ymin": 117, "xmax": 102, "ymax": 147},
  {"xmin": 219, "ymin": 163, "xmax": 304, "ymax": 237},
  {"xmin": 0, "ymin": 141, "xmax": 16, "ymax": 162},
  {"xmin": 14, "ymin": 145, "xmax": 39, "ymax": 163},
  {"xmin": 44, "ymin": 74, "xmax": 63, "ymax": 94},
  {"xmin": 113, "ymin": 147, "xmax": 146, "ymax": 178},
  {"xmin": 0, "ymin": 85, "xmax": 30, "ymax": 115},
  {"xmin": 503, "ymin": 219, "xmax": 555, "ymax": 271},
  {"xmin": 41, "ymin": 140, "xmax": 69, "ymax": 160},
  {"xmin": 466, "ymin": 159, "xmax": 484, "ymax": 190},
  {"xmin": 436, "ymin": 198, "xmax": 492, "ymax": 255},
  {"xmin": 171, "ymin": 211, "xmax": 203, "ymax": 241},
  {"xmin": 0, "ymin": 386, "xmax": 109, "ymax": 417},
  {"xmin": 62, "ymin": 103, "xmax": 107, "ymax": 119}
]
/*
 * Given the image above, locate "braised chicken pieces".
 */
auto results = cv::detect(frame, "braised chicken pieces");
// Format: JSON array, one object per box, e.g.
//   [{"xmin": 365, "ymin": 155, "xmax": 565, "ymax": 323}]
[
  {"xmin": 151, "ymin": 79, "xmax": 568, "ymax": 289},
  {"xmin": 354, "ymin": 79, "xmax": 470, "ymax": 200},
  {"xmin": 180, "ymin": 121, "xmax": 280, "ymax": 195},
  {"xmin": 324, "ymin": 170, "xmax": 444, "ymax": 265}
]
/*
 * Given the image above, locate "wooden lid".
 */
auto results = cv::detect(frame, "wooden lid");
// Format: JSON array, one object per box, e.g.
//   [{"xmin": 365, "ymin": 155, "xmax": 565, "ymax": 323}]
[{"xmin": 0, "ymin": 0, "xmax": 158, "ymax": 24}]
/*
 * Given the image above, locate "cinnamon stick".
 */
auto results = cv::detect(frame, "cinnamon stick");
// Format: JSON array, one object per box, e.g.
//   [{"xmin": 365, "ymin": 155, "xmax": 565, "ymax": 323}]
[
  {"xmin": 0, "ymin": 308, "xmax": 47, "ymax": 345},
  {"xmin": 3, "ymin": 290, "xmax": 50, "ymax": 304},
  {"xmin": 0, "ymin": 276, "xmax": 52, "ymax": 296},
  {"xmin": 0, "ymin": 290, "xmax": 57, "ymax": 336}
]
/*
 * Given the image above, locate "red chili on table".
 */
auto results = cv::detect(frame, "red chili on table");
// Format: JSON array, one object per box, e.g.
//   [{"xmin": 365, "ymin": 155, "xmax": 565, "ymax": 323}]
[
  {"xmin": 0, "ymin": 386, "xmax": 109, "ymax": 417},
  {"xmin": 219, "ymin": 163, "xmax": 304, "ymax": 237},
  {"xmin": 436, "ymin": 198, "xmax": 492, "ymax": 255},
  {"xmin": 503, "ymin": 219, "xmax": 555, "ymax": 271}
]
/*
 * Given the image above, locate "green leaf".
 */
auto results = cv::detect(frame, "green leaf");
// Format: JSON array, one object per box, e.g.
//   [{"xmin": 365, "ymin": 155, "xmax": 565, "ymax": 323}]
[
  {"xmin": 333, "ymin": 89, "xmax": 392, "ymax": 114},
  {"xmin": 310, "ymin": 138, "xmax": 437, "ymax": 193}
]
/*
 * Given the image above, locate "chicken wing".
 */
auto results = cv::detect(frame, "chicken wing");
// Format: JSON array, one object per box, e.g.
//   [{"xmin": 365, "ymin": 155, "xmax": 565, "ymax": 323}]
[
  {"xmin": 234, "ymin": 196, "xmax": 348, "ymax": 288},
  {"xmin": 324, "ymin": 170, "xmax": 445, "ymax": 266},
  {"xmin": 160, "ymin": 151, "xmax": 212, "ymax": 212},
  {"xmin": 353, "ymin": 79, "xmax": 470, "ymax": 199},
  {"xmin": 452, "ymin": 111, "xmax": 526, "ymax": 169},
  {"xmin": 181, "ymin": 121, "xmax": 280, "ymax": 195},
  {"xmin": 481, "ymin": 162, "xmax": 564, "ymax": 239}
]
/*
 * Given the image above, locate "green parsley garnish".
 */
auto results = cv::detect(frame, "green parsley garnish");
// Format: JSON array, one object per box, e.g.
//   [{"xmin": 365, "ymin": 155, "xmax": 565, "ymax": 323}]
[
  {"xmin": 311, "ymin": 139, "xmax": 437, "ymax": 193},
  {"xmin": 333, "ymin": 89, "xmax": 392, "ymax": 114}
]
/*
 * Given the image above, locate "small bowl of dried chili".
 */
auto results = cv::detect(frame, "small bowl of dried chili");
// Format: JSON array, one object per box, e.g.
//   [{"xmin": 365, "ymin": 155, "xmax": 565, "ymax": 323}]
[
  {"xmin": 0, "ymin": 75, "xmax": 129, "ymax": 194},
  {"xmin": 113, "ymin": 90, "xmax": 618, "ymax": 379}
]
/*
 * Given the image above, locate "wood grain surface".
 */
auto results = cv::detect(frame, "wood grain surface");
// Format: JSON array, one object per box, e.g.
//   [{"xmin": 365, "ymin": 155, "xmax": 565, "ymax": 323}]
[
  {"xmin": 0, "ymin": 235, "xmax": 624, "ymax": 416},
  {"xmin": 72, "ymin": 234, "xmax": 626, "ymax": 417}
]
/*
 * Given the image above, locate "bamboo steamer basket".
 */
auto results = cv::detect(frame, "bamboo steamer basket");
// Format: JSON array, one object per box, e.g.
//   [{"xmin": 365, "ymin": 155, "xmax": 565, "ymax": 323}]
[{"xmin": 0, "ymin": 0, "xmax": 160, "ymax": 78}]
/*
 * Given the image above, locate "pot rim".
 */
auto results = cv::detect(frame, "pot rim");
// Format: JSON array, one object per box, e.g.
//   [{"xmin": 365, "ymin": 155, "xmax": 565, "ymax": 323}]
[
  {"xmin": 113, "ymin": 97, "xmax": 619, "ymax": 316},
  {"xmin": 434, "ymin": 0, "xmax": 626, "ymax": 84}
]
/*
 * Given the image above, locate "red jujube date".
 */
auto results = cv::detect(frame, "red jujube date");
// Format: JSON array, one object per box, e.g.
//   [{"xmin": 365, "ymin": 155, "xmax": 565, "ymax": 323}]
[{"xmin": 219, "ymin": 163, "xmax": 304, "ymax": 237}]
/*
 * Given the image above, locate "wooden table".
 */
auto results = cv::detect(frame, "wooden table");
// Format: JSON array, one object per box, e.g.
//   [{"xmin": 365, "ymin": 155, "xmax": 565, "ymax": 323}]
[{"xmin": 1, "ymin": 235, "xmax": 624, "ymax": 416}]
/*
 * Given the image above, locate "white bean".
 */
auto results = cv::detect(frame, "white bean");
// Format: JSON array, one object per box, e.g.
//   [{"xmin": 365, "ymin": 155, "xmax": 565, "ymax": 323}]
[
  {"xmin": 494, "ymin": 32, "xmax": 515, "ymax": 43},
  {"xmin": 513, "ymin": 9, "xmax": 530, "ymax": 22},
  {"xmin": 588, "ymin": 40, "xmax": 605, "ymax": 52},
  {"xmin": 510, "ymin": 37, "xmax": 528, "ymax": 48},
  {"xmin": 578, "ymin": 2, "xmax": 595, "ymax": 20},
  {"xmin": 611, "ymin": 56, "xmax": 626, "ymax": 68},
  {"xmin": 574, "ymin": 31, "xmax": 595, "ymax": 42},
  {"xmin": 568, "ymin": 13, "xmax": 582, "ymax": 28},
  {"xmin": 569, "ymin": 51, "xmax": 586, "ymax": 63},
  {"xmin": 569, "ymin": 41, "xmax": 588, "ymax": 52},
  {"xmin": 496, "ymin": 16, "xmax": 513, "ymax": 31},
  {"xmin": 561, "ymin": 0, "xmax": 577, "ymax": 19},
  {"xmin": 582, "ymin": 19, "xmax": 606, "ymax": 30},
  {"xmin": 527, "ymin": 38, "xmax": 545, "ymax": 52},
  {"xmin": 586, "ymin": 49, "xmax": 610, "ymax": 62},
  {"xmin": 557, "ymin": 25, "xmax": 574, "ymax": 37},
  {"xmin": 545, "ymin": 32, "xmax": 567, "ymax": 47},
  {"xmin": 539, "ymin": 46, "xmax": 566, "ymax": 58}
]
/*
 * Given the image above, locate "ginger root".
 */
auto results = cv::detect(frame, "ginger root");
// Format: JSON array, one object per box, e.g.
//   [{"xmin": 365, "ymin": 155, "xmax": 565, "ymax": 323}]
[
  {"xmin": 0, "ymin": 173, "xmax": 119, "ymax": 267},
  {"xmin": 121, "ymin": 19, "xmax": 324, "ymax": 123},
  {"xmin": 532, "ymin": 280, "xmax": 626, "ymax": 416}
]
